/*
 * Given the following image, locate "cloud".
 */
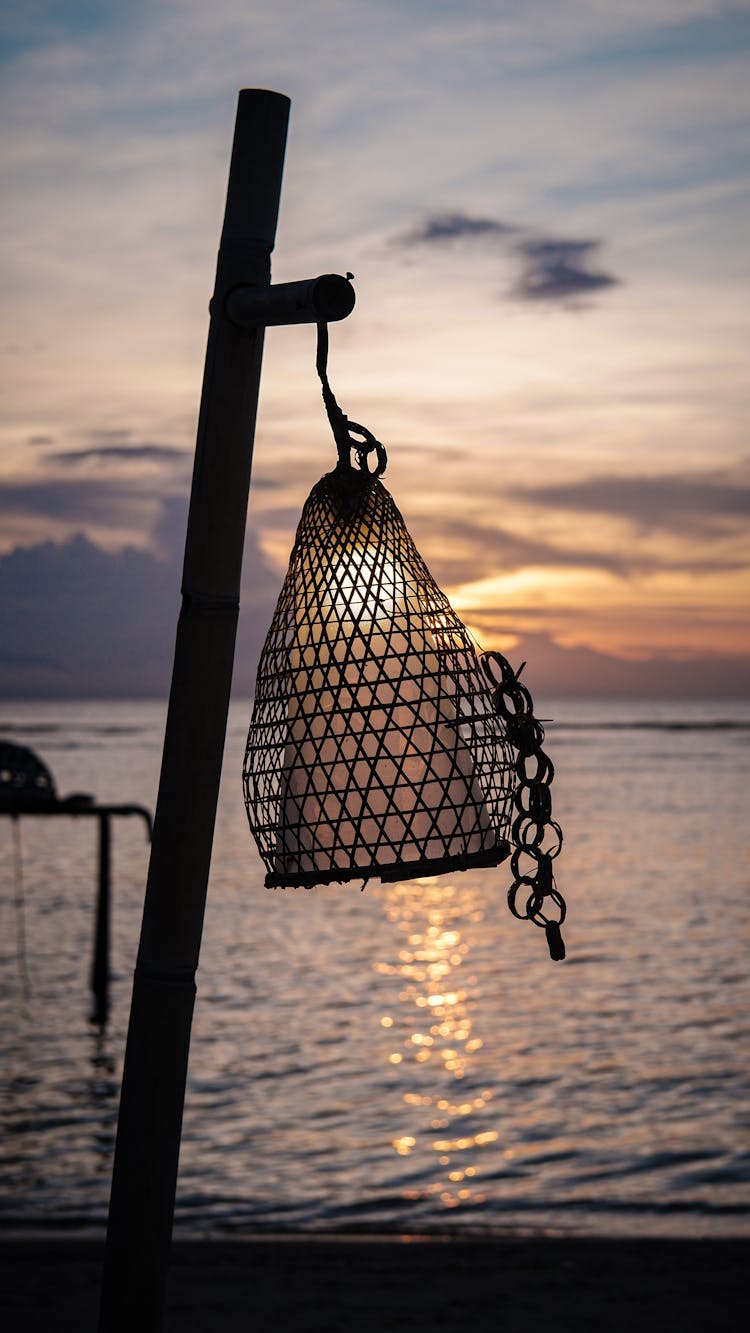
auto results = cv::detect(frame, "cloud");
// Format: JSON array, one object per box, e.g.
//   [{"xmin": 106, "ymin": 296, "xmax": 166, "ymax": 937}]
[
  {"xmin": 394, "ymin": 209, "xmax": 620, "ymax": 304},
  {"xmin": 407, "ymin": 513, "xmax": 625, "ymax": 586},
  {"xmin": 28, "ymin": 434, "xmax": 54, "ymax": 447},
  {"xmin": 408, "ymin": 501, "xmax": 747, "ymax": 603},
  {"xmin": 0, "ymin": 497, "xmax": 281, "ymax": 697},
  {"xmin": 0, "ymin": 475, "xmax": 170, "ymax": 528},
  {"xmin": 0, "ymin": 441, "xmax": 282, "ymax": 554},
  {"xmin": 513, "ymin": 237, "xmax": 619, "ymax": 302},
  {"xmin": 397, "ymin": 213, "xmax": 517, "ymax": 245},
  {"xmin": 513, "ymin": 468, "xmax": 750, "ymax": 535},
  {"xmin": 498, "ymin": 631, "xmax": 750, "ymax": 702},
  {"xmin": 53, "ymin": 443, "xmax": 187, "ymax": 465}
]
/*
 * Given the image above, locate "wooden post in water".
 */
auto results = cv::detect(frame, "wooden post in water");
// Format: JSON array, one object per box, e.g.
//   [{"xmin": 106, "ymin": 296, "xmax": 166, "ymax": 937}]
[
  {"xmin": 98, "ymin": 89, "xmax": 291, "ymax": 1331},
  {"xmin": 91, "ymin": 812, "xmax": 111, "ymax": 1025}
]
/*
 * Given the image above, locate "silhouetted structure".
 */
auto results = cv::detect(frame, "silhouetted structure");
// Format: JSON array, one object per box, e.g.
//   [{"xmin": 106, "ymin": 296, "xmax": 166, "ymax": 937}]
[{"xmin": 0, "ymin": 739, "xmax": 152, "ymax": 1023}]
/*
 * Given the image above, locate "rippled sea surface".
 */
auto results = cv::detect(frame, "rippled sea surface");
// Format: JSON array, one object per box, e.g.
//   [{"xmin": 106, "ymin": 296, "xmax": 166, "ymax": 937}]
[{"xmin": 1, "ymin": 697, "xmax": 748, "ymax": 1237}]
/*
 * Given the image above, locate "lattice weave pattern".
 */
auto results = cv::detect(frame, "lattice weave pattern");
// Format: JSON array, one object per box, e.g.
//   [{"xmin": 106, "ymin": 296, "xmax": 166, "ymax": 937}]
[{"xmin": 243, "ymin": 468, "xmax": 515, "ymax": 887}]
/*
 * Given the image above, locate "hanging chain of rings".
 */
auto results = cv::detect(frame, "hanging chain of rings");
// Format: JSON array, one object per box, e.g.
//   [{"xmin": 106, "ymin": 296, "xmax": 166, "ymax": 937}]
[{"xmin": 481, "ymin": 652, "xmax": 567, "ymax": 961}]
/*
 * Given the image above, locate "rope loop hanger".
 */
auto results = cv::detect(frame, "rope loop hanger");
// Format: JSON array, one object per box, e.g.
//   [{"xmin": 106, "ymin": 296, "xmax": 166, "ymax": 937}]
[
  {"xmin": 244, "ymin": 320, "xmax": 568, "ymax": 960},
  {"xmin": 316, "ymin": 321, "xmax": 387, "ymax": 478}
]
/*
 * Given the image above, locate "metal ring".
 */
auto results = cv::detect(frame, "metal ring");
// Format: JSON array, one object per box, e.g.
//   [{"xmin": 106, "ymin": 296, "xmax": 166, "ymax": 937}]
[
  {"xmin": 481, "ymin": 652, "xmax": 517, "ymax": 690},
  {"xmin": 510, "ymin": 845, "xmax": 545, "ymax": 879},
  {"xmin": 508, "ymin": 876, "xmax": 545, "ymax": 920},
  {"xmin": 527, "ymin": 886, "xmax": 567, "ymax": 927},
  {"xmin": 512, "ymin": 813, "xmax": 546, "ymax": 848},
  {"xmin": 514, "ymin": 783, "xmax": 552, "ymax": 820},
  {"xmin": 343, "ymin": 419, "xmax": 388, "ymax": 477},
  {"xmin": 493, "ymin": 682, "xmax": 533, "ymax": 721},
  {"xmin": 513, "ymin": 816, "xmax": 562, "ymax": 858},
  {"xmin": 516, "ymin": 749, "xmax": 555, "ymax": 785},
  {"xmin": 505, "ymin": 714, "xmax": 544, "ymax": 756},
  {"xmin": 541, "ymin": 820, "xmax": 563, "ymax": 858}
]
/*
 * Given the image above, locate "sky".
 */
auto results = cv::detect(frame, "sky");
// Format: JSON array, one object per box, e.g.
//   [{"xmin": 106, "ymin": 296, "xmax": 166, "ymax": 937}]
[{"xmin": 1, "ymin": 0, "xmax": 748, "ymax": 699}]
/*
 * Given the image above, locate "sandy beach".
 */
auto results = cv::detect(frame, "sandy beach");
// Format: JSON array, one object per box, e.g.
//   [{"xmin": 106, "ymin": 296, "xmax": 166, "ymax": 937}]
[{"xmin": 1, "ymin": 1233, "xmax": 746, "ymax": 1332}]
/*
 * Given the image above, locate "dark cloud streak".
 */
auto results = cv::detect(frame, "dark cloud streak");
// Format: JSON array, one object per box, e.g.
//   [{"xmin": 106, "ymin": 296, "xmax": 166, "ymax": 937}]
[
  {"xmin": 0, "ymin": 464, "xmax": 281, "ymax": 534},
  {"xmin": 513, "ymin": 471, "xmax": 750, "ymax": 535},
  {"xmin": 398, "ymin": 212, "xmax": 517, "ymax": 244},
  {"xmin": 468, "ymin": 630, "xmax": 750, "ymax": 701},
  {"xmin": 395, "ymin": 209, "xmax": 620, "ymax": 305},
  {"xmin": 53, "ymin": 443, "xmax": 188, "ymax": 464},
  {"xmin": 410, "ymin": 507, "xmax": 745, "ymax": 588},
  {"xmin": 513, "ymin": 238, "xmax": 619, "ymax": 302},
  {"xmin": 0, "ymin": 476, "xmax": 172, "ymax": 528},
  {"xmin": 409, "ymin": 513, "xmax": 624, "ymax": 585}
]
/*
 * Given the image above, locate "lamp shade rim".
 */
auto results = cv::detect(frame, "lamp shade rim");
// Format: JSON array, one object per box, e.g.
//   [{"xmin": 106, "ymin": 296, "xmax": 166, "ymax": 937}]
[{"xmin": 264, "ymin": 841, "xmax": 510, "ymax": 890}]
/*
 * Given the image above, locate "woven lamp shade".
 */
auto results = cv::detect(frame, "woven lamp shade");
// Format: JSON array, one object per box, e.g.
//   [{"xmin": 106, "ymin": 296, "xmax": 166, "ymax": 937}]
[{"xmin": 243, "ymin": 466, "xmax": 515, "ymax": 888}]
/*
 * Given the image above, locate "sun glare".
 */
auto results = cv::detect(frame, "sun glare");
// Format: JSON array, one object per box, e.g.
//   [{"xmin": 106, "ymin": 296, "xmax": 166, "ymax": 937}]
[{"xmin": 375, "ymin": 878, "xmax": 503, "ymax": 1210}]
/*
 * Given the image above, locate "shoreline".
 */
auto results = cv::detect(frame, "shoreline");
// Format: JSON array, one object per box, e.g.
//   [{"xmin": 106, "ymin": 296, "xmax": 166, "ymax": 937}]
[{"xmin": 2, "ymin": 1234, "xmax": 746, "ymax": 1331}]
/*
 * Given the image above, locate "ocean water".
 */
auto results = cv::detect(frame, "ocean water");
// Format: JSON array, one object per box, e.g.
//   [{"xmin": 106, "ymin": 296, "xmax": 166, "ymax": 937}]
[{"xmin": 0, "ymin": 696, "xmax": 748, "ymax": 1238}]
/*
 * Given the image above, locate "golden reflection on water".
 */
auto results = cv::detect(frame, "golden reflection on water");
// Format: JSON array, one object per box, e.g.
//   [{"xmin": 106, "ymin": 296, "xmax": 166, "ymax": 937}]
[{"xmin": 374, "ymin": 875, "xmax": 497, "ymax": 1210}]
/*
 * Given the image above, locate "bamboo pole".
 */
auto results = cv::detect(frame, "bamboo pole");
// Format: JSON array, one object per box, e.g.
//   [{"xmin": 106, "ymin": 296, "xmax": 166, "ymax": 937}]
[{"xmin": 98, "ymin": 89, "xmax": 290, "ymax": 1332}]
